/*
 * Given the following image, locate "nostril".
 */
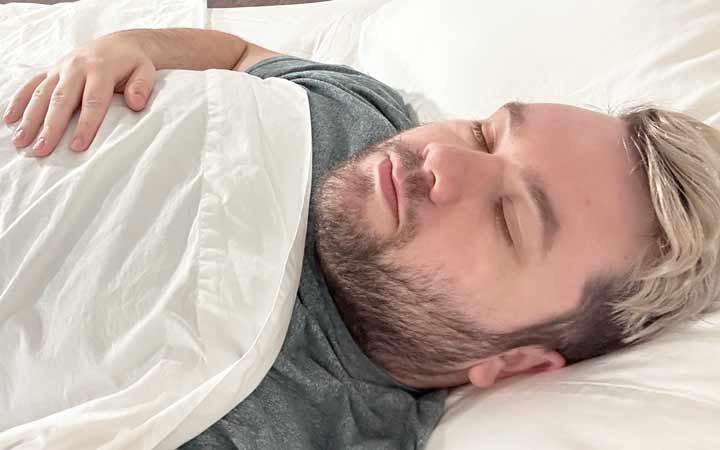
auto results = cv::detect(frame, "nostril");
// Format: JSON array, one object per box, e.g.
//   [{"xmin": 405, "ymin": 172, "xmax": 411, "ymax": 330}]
[
  {"xmin": 422, "ymin": 143, "xmax": 440, "ymax": 161},
  {"xmin": 420, "ymin": 146, "xmax": 437, "ymax": 194},
  {"xmin": 420, "ymin": 169, "xmax": 436, "ymax": 204}
]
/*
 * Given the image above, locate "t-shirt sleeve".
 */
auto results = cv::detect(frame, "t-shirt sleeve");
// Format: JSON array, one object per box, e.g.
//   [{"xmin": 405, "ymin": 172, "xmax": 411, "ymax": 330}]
[{"xmin": 245, "ymin": 56, "xmax": 415, "ymax": 136}]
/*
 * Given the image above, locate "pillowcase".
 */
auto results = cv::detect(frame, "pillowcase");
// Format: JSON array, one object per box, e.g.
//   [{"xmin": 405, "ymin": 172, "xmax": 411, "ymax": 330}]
[
  {"xmin": 357, "ymin": 1, "xmax": 720, "ymax": 449},
  {"xmin": 358, "ymin": 0, "xmax": 720, "ymax": 126},
  {"xmin": 208, "ymin": 0, "xmax": 390, "ymax": 67}
]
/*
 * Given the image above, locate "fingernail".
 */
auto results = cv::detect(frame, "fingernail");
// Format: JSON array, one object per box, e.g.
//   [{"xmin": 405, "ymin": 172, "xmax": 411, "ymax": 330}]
[
  {"xmin": 33, "ymin": 137, "xmax": 46, "ymax": 154},
  {"xmin": 70, "ymin": 136, "xmax": 84, "ymax": 151},
  {"xmin": 12, "ymin": 128, "xmax": 25, "ymax": 142},
  {"xmin": 3, "ymin": 108, "xmax": 12, "ymax": 120}
]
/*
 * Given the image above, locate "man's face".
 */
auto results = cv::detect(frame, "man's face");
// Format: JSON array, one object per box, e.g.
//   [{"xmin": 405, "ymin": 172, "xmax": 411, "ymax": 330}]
[{"xmin": 314, "ymin": 102, "xmax": 655, "ymax": 386}]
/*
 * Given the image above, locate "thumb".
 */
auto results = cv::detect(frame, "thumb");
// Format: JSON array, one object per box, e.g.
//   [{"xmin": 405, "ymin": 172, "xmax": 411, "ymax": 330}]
[{"xmin": 123, "ymin": 61, "xmax": 155, "ymax": 111}]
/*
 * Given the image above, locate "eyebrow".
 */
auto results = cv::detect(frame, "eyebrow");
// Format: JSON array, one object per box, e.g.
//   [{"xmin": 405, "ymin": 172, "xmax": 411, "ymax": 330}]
[
  {"xmin": 500, "ymin": 101, "xmax": 561, "ymax": 259},
  {"xmin": 504, "ymin": 101, "xmax": 526, "ymax": 133}
]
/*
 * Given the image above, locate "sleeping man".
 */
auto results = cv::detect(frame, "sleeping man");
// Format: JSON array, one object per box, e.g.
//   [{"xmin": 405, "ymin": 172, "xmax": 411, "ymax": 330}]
[{"xmin": 5, "ymin": 28, "xmax": 720, "ymax": 450}]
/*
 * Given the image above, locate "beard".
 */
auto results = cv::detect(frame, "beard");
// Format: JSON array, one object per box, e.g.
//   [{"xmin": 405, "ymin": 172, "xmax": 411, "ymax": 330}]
[
  {"xmin": 315, "ymin": 136, "xmax": 429, "ymax": 256},
  {"xmin": 313, "ymin": 135, "xmax": 496, "ymax": 384}
]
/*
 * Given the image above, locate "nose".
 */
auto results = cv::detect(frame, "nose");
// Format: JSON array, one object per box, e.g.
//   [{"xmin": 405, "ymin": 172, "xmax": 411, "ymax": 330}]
[{"xmin": 422, "ymin": 142, "xmax": 503, "ymax": 205}]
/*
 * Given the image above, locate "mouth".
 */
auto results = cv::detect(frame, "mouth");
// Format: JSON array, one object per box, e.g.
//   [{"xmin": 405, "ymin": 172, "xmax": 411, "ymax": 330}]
[{"xmin": 378, "ymin": 156, "xmax": 399, "ymax": 225}]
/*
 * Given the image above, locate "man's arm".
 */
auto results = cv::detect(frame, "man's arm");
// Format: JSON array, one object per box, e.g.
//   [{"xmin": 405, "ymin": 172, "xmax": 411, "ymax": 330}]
[
  {"xmin": 122, "ymin": 28, "xmax": 282, "ymax": 72},
  {"xmin": 232, "ymin": 41, "xmax": 283, "ymax": 72}
]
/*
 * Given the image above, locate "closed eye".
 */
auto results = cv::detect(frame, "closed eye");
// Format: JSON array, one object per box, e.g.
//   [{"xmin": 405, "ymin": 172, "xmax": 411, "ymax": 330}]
[
  {"xmin": 495, "ymin": 199, "xmax": 514, "ymax": 247},
  {"xmin": 472, "ymin": 121, "xmax": 514, "ymax": 248},
  {"xmin": 471, "ymin": 121, "xmax": 491, "ymax": 152}
]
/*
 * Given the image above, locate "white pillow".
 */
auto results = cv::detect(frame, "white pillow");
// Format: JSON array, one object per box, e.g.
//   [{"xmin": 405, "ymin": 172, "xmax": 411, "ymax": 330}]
[
  {"xmin": 359, "ymin": 2, "xmax": 720, "ymax": 449},
  {"xmin": 359, "ymin": 0, "xmax": 720, "ymax": 126},
  {"xmin": 209, "ymin": 0, "xmax": 389, "ymax": 67},
  {"xmin": 212, "ymin": 2, "xmax": 720, "ymax": 450}
]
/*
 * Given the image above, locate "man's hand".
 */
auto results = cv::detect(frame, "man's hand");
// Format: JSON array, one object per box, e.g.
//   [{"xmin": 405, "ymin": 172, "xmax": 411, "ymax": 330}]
[
  {"xmin": 3, "ymin": 33, "xmax": 156, "ymax": 157},
  {"xmin": 2, "ymin": 27, "xmax": 264, "ymax": 158}
]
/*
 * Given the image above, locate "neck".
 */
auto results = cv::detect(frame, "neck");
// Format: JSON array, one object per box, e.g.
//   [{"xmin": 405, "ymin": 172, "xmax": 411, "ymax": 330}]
[{"xmin": 388, "ymin": 368, "xmax": 471, "ymax": 390}]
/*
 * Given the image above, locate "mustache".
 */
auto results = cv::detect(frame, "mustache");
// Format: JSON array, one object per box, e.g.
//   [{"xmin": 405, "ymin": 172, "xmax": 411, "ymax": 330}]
[{"xmin": 387, "ymin": 137, "xmax": 432, "ymax": 206}]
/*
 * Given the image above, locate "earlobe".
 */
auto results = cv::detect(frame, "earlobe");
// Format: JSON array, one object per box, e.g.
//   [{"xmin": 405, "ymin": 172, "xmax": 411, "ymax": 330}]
[{"xmin": 467, "ymin": 357, "xmax": 505, "ymax": 388}]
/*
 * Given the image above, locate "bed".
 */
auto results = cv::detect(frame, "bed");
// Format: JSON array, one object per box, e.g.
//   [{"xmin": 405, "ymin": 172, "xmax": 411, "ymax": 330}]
[{"xmin": 1, "ymin": 0, "xmax": 719, "ymax": 449}]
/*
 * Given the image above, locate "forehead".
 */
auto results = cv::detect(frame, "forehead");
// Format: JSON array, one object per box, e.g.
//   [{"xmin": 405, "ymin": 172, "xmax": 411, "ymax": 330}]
[
  {"xmin": 510, "ymin": 103, "xmax": 654, "ymax": 271},
  {"xmin": 518, "ymin": 103, "xmax": 623, "ymax": 140}
]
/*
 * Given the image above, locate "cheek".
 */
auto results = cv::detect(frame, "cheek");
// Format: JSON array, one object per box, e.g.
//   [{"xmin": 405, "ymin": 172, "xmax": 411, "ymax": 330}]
[
  {"xmin": 505, "ymin": 251, "xmax": 588, "ymax": 328},
  {"xmin": 387, "ymin": 205, "xmax": 511, "ymax": 290}
]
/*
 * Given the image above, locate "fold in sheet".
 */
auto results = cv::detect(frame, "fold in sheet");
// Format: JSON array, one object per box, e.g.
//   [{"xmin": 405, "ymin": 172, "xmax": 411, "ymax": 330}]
[{"xmin": 0, "ymin": 66, "xmax": 312, "ymax": 450}]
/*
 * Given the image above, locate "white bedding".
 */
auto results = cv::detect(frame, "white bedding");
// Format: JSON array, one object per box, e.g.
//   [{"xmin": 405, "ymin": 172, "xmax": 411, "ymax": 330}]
[
  {"xmin": 1, "ymin": 0, "xmax": 719, "ymax": 449},
  {"xmin": 208, "ymin": 1, "xmax": 720, "ymax": 450},
  {"xmin": 0, "ymin": 1, "xmax": 312, "ymax": 449}
]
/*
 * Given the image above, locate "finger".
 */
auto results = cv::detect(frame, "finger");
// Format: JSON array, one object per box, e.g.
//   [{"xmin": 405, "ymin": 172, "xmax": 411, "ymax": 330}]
[
  {"xmin": 32, "ymin": 71, "xmax": 88, "ymax": 157},
  {"xmin": 68, "ymin": 72, "xmax": 114, "ymax": 152},
  {"xmin": 122, "ymin": 61, "xmax": 155, "ymax": 112},
  {"xmin": 11, "ymin": 74, "xmax": 59, "ymax": 149},
  {"xmin": 3, "ymin": 72, "xmax": 47, "ymax": 125}
]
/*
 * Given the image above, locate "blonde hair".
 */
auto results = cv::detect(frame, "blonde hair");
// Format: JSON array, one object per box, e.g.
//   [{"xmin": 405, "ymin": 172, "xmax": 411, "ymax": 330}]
[{"xmin": 613, "ymin": 106, "xmax": 720, "ymax": 344}]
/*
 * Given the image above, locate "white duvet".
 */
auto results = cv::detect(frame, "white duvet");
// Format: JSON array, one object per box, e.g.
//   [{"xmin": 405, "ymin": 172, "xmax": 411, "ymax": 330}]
[
  {"xmin": 0, "ymin": 2, "xmax": 313, "ymax": 449},
  {"xmin": 4, "ymin": 0, "xmax": 720, "ymax": 450}
]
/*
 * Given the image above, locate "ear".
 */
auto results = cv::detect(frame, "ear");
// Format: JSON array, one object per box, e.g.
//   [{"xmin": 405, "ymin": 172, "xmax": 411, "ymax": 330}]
[{"xmin": 466, "ymin": 346, "xmax": 566, "ymax": 388}]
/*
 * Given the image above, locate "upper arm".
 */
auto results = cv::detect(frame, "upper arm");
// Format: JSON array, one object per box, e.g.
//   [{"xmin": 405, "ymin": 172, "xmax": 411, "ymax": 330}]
[{"xmin": 232, "ymin": 42, "xmax": 284, "ymax": 72}]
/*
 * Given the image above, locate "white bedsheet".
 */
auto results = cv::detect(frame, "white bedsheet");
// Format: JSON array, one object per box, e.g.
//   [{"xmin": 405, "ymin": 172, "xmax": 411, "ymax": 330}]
[
  {"xmin": 208, "ymin": 2, "xmax": 720, "ymax": 450},
  {"xmin": 3, "ymin": 1, "xmax": 718, "ymax": 449},
  {"xmin": 0, "ymin": 1, "xmax": 313, "ymax": 449}
]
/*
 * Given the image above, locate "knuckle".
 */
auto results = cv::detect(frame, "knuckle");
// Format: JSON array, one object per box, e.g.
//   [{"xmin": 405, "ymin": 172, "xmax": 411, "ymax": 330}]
[
  {"xmin": 50, "ymin": 90, "xmax": 67, "ymax": 104},
  {"xmin": 32, "ymin": 87, "xmax": 45, "ymax": 98},
  {"xmin": 83, "ymin": 57, "xmax": 107, "ymax": 71},
  {"xmin": 82, "ymin": 95, "xmax": 104, "ymax": 108},
  {"xmin": 66, "ymin": 54, "xmax": 106, "ymax": 71},
  {"xmin": 65, "ymin": 54, "xmax": 87, "ymax": 69}
]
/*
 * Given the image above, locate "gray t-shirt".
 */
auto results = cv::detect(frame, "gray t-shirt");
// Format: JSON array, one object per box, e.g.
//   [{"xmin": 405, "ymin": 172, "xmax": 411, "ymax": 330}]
[{"xmin": 180, "ymin": 56, "xmax": 447, "ymax": 450}]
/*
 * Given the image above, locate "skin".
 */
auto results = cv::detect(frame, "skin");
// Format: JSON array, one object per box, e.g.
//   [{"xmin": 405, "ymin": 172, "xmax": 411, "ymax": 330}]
[{"xmin": 316, "ymin": 102, "xmax": 657, "ymax": 388}]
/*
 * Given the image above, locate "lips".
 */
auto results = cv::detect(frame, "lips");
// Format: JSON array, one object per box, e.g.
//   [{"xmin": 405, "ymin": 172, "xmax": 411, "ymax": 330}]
[{"xmin": 378, "ymin": 157, "xmax": 399, "ymax": 222}]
